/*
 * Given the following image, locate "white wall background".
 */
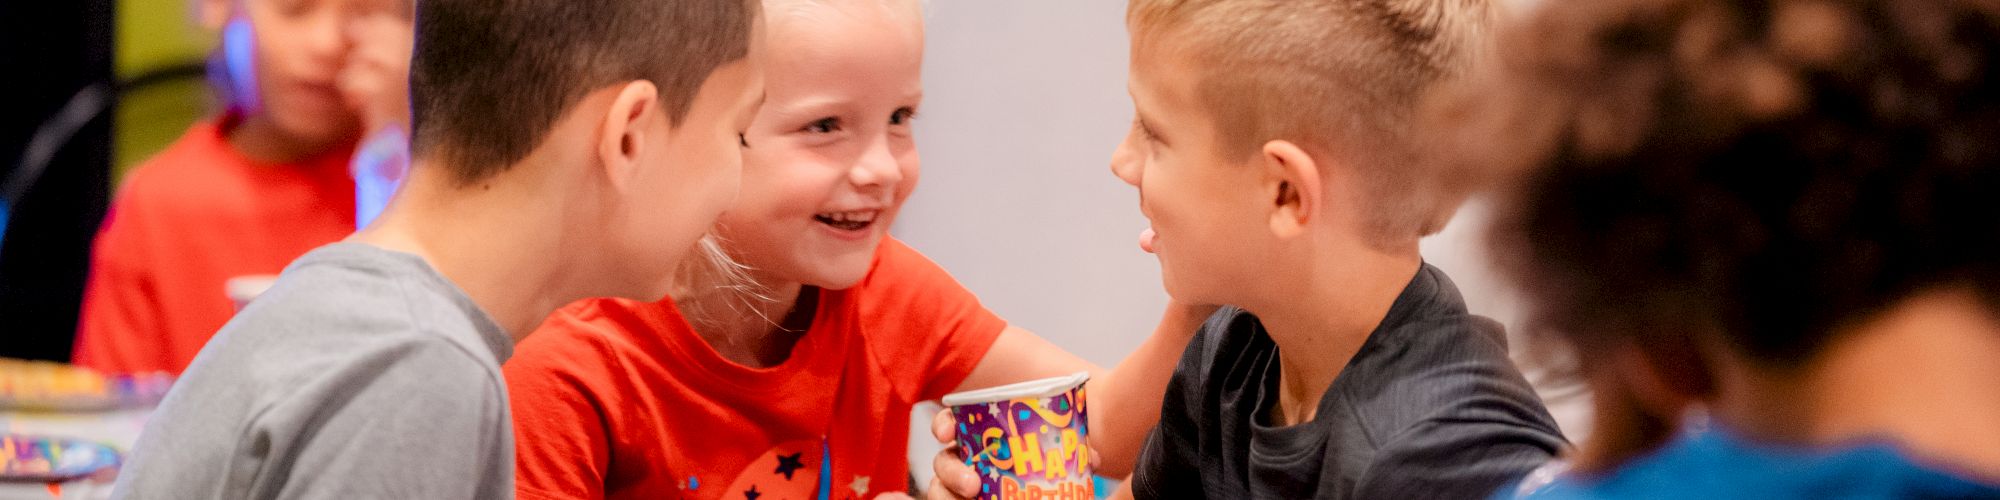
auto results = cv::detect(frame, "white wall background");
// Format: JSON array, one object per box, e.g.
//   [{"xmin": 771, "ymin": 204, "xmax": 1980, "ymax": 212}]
[
  {"xmin": 895, "ymin": 1, "xmax": 1165, "ymax": 367},
  {"xmin": 894, "ymin": 0, "xmax": 1587, "ymax": 487}
]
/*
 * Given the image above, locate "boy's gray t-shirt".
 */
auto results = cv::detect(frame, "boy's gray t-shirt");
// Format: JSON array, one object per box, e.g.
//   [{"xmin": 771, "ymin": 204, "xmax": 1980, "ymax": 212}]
[
  {"xmin": 1130, "ymin": 264, "xmax": 1568, "ymax": 500},
  {"xmin": 111, "ymin": 243, "xmax": 515, "ymax": 499}
]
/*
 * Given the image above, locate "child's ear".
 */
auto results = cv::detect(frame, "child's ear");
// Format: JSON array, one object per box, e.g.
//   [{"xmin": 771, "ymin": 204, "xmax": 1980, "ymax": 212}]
[
  {"xmin": 1261, "ymin": 140, "xmax": 1322, "ymax": 239},
  {"xmin": 597, "ymin": 81, "xmax": 662, "ymax": 190}
]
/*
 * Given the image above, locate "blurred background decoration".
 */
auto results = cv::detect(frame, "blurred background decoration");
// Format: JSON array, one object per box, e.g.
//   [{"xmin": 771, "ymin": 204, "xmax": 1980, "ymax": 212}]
[{"xmin": 2, "ymin": 0, "xmax": 212, "ymax": 361}]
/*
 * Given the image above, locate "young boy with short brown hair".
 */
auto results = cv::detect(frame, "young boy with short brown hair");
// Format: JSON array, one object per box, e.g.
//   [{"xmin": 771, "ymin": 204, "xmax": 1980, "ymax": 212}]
[
  {"xmin": 110, "ymin": 0, "xmax": 766, "ymax": 496},
  {"xmin": 1109, "ymin": 1, "xmax": 1565, "ymax": 498}
]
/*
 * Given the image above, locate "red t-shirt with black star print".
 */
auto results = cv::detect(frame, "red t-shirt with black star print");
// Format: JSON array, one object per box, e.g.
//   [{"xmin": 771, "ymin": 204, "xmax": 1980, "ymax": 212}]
[{"xmin": 505, "ymin": 238, "xmax": 1007, "ymax": 500}]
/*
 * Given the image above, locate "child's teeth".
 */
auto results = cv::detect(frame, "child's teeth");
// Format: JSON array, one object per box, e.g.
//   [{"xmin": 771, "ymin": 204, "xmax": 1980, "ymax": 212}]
[
  {"xmin": 822, "ymin": 211, "xmax": 876, "ymax": 223},
  {"xmin": 814, "ymin": 211, "xmax": 878, "ymax": 230}
]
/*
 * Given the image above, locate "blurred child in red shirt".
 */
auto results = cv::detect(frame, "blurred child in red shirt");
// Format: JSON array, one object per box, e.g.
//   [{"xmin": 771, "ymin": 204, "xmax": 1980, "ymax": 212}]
[{"xmin": 72, "ymin": 0, "xmax": 412, "ymax": 374}]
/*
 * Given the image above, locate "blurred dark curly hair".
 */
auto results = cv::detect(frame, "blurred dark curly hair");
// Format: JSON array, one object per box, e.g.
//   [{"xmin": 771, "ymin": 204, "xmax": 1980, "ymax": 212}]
[{"xmin": 1445, "ymin": 0, "xmax": 2000, "ymax": 370}]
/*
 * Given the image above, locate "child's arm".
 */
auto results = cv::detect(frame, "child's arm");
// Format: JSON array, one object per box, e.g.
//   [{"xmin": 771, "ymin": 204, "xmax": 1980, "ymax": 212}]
[{"xmin": 946, "ymin": 301, "xmax": 1215, "ymax": 477}]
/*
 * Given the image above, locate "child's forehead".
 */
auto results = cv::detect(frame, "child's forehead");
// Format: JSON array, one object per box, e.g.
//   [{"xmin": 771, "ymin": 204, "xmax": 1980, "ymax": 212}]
[
  {"xmin": 765, "ymin": 2, "xmax": 923, "ymax": 76},
  {"xmin": 1127, "ymin": 47, "xmax": 1204, "ymax": 104},
  {"xmin": 768, "ymin": 0, "xmax": 924, "ymax": 36},
  {"xmin": 761, "ymin": 48, "xmax": 924, "ymax": 115},
  {"xmin": 768, "ymin": 0, "xmax": 922, "ymax": 26}
]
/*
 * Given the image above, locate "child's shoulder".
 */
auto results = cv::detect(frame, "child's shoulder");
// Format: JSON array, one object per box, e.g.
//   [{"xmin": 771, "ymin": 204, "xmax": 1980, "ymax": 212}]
[
  {"xmin": 843, "ymin": 237, "xmax": 973, "ymax": 304},
  {"xmin": 518, "ymin": 298, "xmax": 666, "ymax": 357},
  {"xmin": 510, "ymin": 297, "xmax": 701, "ymax": 381},
  {"xmin": 197, "ymin": 255, "xmax": 508, "ymax": 396},
  {"xmin": 127, "ymin": 121, "xmax": 240, "ymax": 177},
  {"xmin": 853, "ymin": 236, "xmax": 940, "ymax": 285},
  {"xmin": 1344, "ymin": 309, "xmax": 1530, "ymax": 412},
  {"xmin": 1331, "ymin": 266, "xmax": 1559, "ymax": 437},
  {"xmin": 1183, "ymin": 306, "xmax": 1265, "ymax": 379},
  {"xmin": 1363, "ymin": 265, "xmax": 1513, "ymax": 366}
]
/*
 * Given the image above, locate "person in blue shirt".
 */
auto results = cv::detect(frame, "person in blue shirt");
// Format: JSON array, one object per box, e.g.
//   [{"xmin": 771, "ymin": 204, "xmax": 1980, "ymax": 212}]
[{"xmin": 1441, "ymin": 0, "xmax": 2000, "ymax": 498}]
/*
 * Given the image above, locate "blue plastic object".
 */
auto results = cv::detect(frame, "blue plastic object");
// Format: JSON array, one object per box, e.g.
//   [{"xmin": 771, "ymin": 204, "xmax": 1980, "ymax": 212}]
[
  {"xmin": 352, "ymin": 126, "xmax": 410, "ymax": 229},
  {"xmin": 222, "ymin": 16, "xmax": 261, "ymax": 115},
  {"xmin": 0, "ymin": 202, "xmax": 9, "ymax": 256}
]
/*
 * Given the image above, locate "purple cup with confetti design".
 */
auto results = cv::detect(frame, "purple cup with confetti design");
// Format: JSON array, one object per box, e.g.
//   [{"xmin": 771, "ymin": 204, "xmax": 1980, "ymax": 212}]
[{"xmin": 941, "ymin": 372, "xmax": 1094, "ymax": 500}]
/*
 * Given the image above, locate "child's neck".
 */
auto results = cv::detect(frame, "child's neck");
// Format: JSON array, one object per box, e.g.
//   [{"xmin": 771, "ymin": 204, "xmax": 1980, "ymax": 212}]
[
  {"xmin": 1714, "ymin": 288, "xmax": 2000, "ymax": 480},
  {"xmin": 227, "ymin": 114, "xmax": 347, "ymax": 164},
  {"xmin": 1250, "ymin": 246, "xmax": 1423, "ymax": 428},
  {"xmin": 685, "ymin": 278, "xmax": 815, "ymax": 369},
  {"xmin": 351, "ymin": 158, "xmax": 580, "ymax": 342}
]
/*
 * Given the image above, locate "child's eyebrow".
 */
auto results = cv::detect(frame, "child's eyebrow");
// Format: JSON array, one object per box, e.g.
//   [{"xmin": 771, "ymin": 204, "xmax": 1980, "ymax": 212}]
[{"xmin": 767, "ymin": 95, "xmax": 847, "ymax": 119}]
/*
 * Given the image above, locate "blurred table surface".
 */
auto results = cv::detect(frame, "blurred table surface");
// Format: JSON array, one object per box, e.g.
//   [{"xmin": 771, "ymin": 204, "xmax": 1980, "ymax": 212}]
[{"xmin": 0, "ymin": 407, "xmax": 152, "ymax": 500}]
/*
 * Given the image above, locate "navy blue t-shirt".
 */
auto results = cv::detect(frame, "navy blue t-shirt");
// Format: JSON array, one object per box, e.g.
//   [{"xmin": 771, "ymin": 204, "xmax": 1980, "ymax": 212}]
[{"xmin": 1509, "ymin": 425, "xmax": 2000, "ymax": 500}]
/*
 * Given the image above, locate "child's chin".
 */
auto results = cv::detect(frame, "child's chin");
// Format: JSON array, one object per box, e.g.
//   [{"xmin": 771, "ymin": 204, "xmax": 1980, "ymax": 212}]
[
  {"xmin": 274, "ymin": 117, "xmax": 360, "ymax": 147},
  {"xmin": 804, "ymin": 260, "xmax": 873, "ymax": 291},
  {"xmin": 1159, "ymin": 272, "xmax": 1222, "ymax": 307}
]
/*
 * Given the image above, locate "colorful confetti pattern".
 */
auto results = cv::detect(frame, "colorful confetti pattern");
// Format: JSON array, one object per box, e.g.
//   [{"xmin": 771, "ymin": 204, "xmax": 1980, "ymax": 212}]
[{"xmin": 950, "ymin": 382, "xmax": 1094, "ymax": 500}]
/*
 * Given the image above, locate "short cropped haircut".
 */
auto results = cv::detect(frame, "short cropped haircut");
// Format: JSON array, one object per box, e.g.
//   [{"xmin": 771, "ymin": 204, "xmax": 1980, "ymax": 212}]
[
  {"xmin": 1457, "ymin": 0, "xmax": 2000, "ymax": 368},
  {"xmin": 1127, "ymin": 0, "xmax": 1495, "ymax": 244},
  {"xmin": 410, "ymin": 0, "xmax": 758, "ymax": 182}
]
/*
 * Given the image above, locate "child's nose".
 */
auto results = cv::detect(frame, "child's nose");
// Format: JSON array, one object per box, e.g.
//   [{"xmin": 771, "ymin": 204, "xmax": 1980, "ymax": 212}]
[
  {"xmin": 302, "ymin": 9, "xmax": 350, "ymax": 58},
  {"xmin": 1110, "ymin": 129, "xmax": 1144, "ymax": 187},
  {"xmin": 849, "ymin": 135, "xmax": 905, "ymax": 188}
]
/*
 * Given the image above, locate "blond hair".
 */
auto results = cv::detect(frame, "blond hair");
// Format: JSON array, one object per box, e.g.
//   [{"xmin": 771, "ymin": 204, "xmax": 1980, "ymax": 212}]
[
  {"xmin": 1128, "ymin": 0, "xmax": 1494, "ymax": 245},
  {"xmin": 672, "ymin": 0, "xmax": 926, "ymax": 334}
]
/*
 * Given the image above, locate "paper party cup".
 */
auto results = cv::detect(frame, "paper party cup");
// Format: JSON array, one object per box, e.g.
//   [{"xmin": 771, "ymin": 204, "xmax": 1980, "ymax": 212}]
[{"xmin": 941, "ymin": 372, "xmax": 1093, "ymax": 500}]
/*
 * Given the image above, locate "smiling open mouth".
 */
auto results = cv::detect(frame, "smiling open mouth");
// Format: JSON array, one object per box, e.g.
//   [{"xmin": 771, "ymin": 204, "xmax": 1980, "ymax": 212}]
[{"xmin": 814, "ymin": 210, "xmax": 878, "ymax": 231}]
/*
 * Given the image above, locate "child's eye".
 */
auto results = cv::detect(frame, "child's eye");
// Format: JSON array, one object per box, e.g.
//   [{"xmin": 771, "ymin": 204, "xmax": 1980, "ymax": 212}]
[
  {"xmin": 889, "ymin": 108, "xmax": 918, "ymax": 126},
  {"xmin": 1137, "ymin": 121, "xmax": 1159, "ymax": 142},
  {"xmin": 802, "ymin": 117, "xmax": 841, "ymax": 134}
]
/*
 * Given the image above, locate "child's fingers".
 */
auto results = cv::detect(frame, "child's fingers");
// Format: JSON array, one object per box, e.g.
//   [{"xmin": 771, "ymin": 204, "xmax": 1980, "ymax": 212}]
[
  {"xmin": 930, "ymin": 408, "xmax": 955, "ymax": 442},
  {"xmin": 927, "ymin": 408, "xmax": 977, "ymax": 497},
  {"xmin": 343, "ymin": 15, "xmax": 415, "ymax": 74},
  {"xmin": 335, "ymin": 70, "xmax": 374, "ymax": 106},
  {"xmin": 930, "ymin": 451, "xmax": 981, "ymax": 497},
  {"xmin": 873, "ymin": 493, "xmax": 915, "ymax": 500},
  {"xmin": 337, "ymin": 13, "xmax": 414, "ymax": 129},
  {"xmin": 923, "ymin": 477, "xmax": 972, "ymax": 500},
  {"xmin": 923, "ymin": 478, "xmax": 949, "ymax": 500},
  {"xmin": 345, "ymin": 14, "xmax": 414, "ymax": 51},
  {"xmin": 336, "ymin": 68, "xmax": 389, "ymax": 107}
]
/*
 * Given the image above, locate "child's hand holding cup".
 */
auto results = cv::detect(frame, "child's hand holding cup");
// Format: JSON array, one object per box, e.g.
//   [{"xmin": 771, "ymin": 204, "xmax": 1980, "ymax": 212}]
[{"xmin": 931, "ymin": 372, "xmax": 1096, "ymax": 500}]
